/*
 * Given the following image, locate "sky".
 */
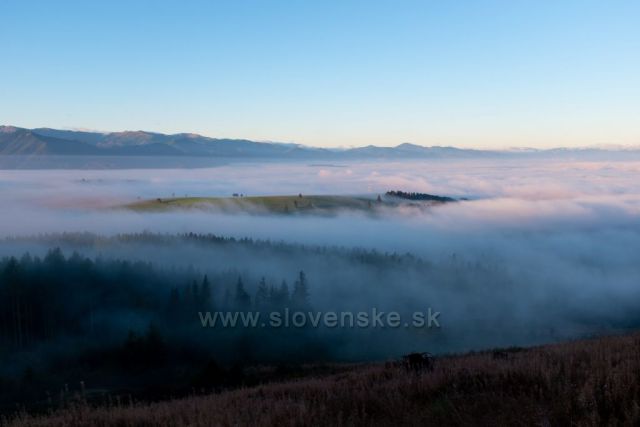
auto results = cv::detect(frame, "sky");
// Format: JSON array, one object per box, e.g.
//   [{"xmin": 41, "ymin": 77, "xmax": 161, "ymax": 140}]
[{"xmin": 1, "ymin": 0, "xmax": 639, "ymax": 149}]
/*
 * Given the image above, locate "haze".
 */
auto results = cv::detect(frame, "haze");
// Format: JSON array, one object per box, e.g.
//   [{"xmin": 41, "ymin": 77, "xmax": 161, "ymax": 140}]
[{"xmin": 1, "ymin": 158, "xmax": 640, "ymax": 357}]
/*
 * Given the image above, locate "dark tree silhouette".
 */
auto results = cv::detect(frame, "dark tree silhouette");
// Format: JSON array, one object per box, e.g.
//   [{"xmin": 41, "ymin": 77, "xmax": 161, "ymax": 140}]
[
  {"xmin": 255, "ymin": 277, "xmax": 269, "ymax": 308},
  {"xmin": 200, "ymin": 274, "xmax": 212, "ymax": 308},
  {"xmin": 234, "ymin": 277, "xmax": 251, "ymax": 309},
  {"xmin": 269, "ymin": 280, "xmax": 290, "ymax": 307},
  {"xmin": 292, "ymin": 271, "xmax": 310, "ymax": 308},
  {"xmin": 385, "ymin": 190, "xmax": 455, "ymax": 202}
]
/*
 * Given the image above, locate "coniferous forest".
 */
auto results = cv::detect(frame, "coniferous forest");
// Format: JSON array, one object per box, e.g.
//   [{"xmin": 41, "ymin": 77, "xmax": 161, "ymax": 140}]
[
  {"xmin": 0, "ymin": 242, "xmax": 324, "ymax": 411},
  {"xmin": 1, "ymin": 231, "xmax": 640, "ymax": 415}
]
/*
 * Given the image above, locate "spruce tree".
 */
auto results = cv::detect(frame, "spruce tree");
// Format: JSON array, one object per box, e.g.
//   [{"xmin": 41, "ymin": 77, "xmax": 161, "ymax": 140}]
[
  {"xmin": 292, "ymin": 271, "xmax": 310, "ymax": 308},
  {"xmin": 234, "ymin": 277, "xmax": 251, "ymax": 309},
  {"xmin": 277, "ymin": 280, "xmax": 290, "ymax": 307},
  {"xmin": 255, "ymin": 277, "xmax": 269, "ymax": 309},
  {"xmin": 200, "ymin": 275, "xmax": 211, "ymax": 307}
]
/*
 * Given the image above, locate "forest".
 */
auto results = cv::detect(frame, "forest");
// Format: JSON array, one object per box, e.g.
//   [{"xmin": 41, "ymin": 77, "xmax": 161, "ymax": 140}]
[
  {"xmin": 0, "ymin": 247, "xmax": 326, "ymax": 411},
  {"xmin": 0, "ymin": 233, "xmax": 441, "ymax": 413},
  {"xmin": 385, "ymin": 191, "xmax": 457, "ymax": 202},
  {"xmin": 1, "ymin": 231, "xmax": 640, "ymax": 414}
]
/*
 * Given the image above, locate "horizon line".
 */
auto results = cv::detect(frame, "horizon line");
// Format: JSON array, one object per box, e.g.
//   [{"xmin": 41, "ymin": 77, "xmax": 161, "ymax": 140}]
[{"xmin": 1, "ymin": 124, "xmax": 639, "ymax": 153}]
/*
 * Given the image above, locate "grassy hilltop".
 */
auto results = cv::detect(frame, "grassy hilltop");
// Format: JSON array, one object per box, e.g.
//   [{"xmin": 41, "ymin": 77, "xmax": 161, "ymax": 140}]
[{"xmin": 124, "ymin": 193, "xmax": 456, "ymax": 214}]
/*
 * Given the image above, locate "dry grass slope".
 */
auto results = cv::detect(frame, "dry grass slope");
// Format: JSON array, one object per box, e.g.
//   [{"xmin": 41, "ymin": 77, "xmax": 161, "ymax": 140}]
[
  {"xmin": 125, "ymin": 195, "xmax": 376, "ymax": 214},
  {"xmin": 5, "ymin": 332, "xmax": 640, "ymax": 426},
  {"xmin": 123, "ymin": 193, "xmax": 452, "ymax": 215}
]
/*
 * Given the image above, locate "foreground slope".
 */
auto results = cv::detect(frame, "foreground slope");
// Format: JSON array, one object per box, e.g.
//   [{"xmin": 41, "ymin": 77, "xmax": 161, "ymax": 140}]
[{"xmin": 6, "ymin": 332, "xmax": 640, "ymax": 426}]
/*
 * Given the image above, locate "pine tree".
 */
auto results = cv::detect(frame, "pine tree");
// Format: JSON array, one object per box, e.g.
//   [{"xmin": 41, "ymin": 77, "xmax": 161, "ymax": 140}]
[
  {"xmin": 192, "ymin": 280, "xmax": 199, "ymax": 303},
  {"xmin": 277, "ymin": 280, "xmax": 290, "ymax": 307},
  {"xmin": 268, "ymin": 285, "xmax": 278, "ymax": 307},
  {"xmin": 255, "ymin": 277, "xmax": 269, "ymax": 308},
  {"xmin": 234, "ymin": 277, "xmax": 251, "ymax": 309},
  {"xmin": 292, "ymin": 271, "xmax": 309, "ymax": 307},
  {"xmin": 201, "ymin": 275, "xmax": 212, "ymax": 307}
]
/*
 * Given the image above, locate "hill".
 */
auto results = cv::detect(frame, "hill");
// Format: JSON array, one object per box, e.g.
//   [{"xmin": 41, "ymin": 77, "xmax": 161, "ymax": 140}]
[
  {"xmin": 5, "ymin": 331, "xmax": 640, "ymax": 426},
  {"xmin": 123, "ymin": 193, "xmax": 457, "ymax": 214},
  {"xmin": 0, "ymin": 127, "xmax": 102, "ymax": 155}
]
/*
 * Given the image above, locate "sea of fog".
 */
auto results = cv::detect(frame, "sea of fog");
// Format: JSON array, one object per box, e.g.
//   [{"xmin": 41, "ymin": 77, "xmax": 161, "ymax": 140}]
[
  {"xmin": 1, "ymin": 157, "xmax": 639, "ymax": 285},
  {"xmin": 0, "ymin": 158, "xmax": 639, "ymax": 242},
  {"xmin": 1, "ymin": 158, "xmax": 639, "ymax": 354}
]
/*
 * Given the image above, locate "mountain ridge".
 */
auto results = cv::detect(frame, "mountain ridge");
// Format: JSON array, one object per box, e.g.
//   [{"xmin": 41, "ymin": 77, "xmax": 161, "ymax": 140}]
[{"xmin": 1, "ymin": 125, "xmax": 639, "ymax": 160}]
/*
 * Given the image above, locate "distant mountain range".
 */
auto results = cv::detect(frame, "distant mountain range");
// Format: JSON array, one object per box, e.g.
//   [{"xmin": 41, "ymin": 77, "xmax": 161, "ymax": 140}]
[{"xmin": 1, "ymin": 125, "xmax": 639, "ymax": 160}]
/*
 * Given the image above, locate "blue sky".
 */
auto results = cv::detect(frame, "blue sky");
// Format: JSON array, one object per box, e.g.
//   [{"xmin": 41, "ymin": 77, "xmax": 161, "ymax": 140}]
[{"xmin": 1, "ymin": 0, "xmax": 639, "ymax": 148}]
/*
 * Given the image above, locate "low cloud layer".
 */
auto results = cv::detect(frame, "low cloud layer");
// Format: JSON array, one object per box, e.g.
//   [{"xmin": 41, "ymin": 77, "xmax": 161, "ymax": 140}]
[
  {"xmin": 1, "ymin": 158, "xmax": 639, "ymax": 355},
  {"xmin": 1, "ymin": 159, "xmax": 640, "ymax": 274},
  {"xmin": 1, "ymin": 158, "xmax": 640, "ymax": 239}
]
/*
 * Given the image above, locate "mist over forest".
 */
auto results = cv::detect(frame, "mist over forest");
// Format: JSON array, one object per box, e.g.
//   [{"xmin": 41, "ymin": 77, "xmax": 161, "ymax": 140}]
[
  {"xmin": 1, "ymin": 158, "xmax": 640, "ymax": 411},
  {"xmin": 4, "ymin": 0, "xmax": 639, "ymax": 422}
]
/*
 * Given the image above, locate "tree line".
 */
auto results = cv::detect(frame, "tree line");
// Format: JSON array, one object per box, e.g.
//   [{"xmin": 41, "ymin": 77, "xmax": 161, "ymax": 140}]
[
  {"xmin": 386, "ymin": 190, "xmax": 455, "ymax": 202},
  {"xmin": 0, "ymin": 248, "xmax": 310, "ymax": 351}
]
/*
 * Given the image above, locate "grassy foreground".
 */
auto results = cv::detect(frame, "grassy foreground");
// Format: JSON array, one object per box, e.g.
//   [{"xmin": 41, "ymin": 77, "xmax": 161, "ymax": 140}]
[{"xmin": 5, "ymin": 332, "xmax": 640, "ymax": 426}]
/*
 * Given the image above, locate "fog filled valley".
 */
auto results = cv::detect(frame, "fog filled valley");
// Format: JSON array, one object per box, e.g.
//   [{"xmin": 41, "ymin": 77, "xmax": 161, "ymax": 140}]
[{"xmin": 2, "ymin": 158, "xmax": 640, "ymax": 416}]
